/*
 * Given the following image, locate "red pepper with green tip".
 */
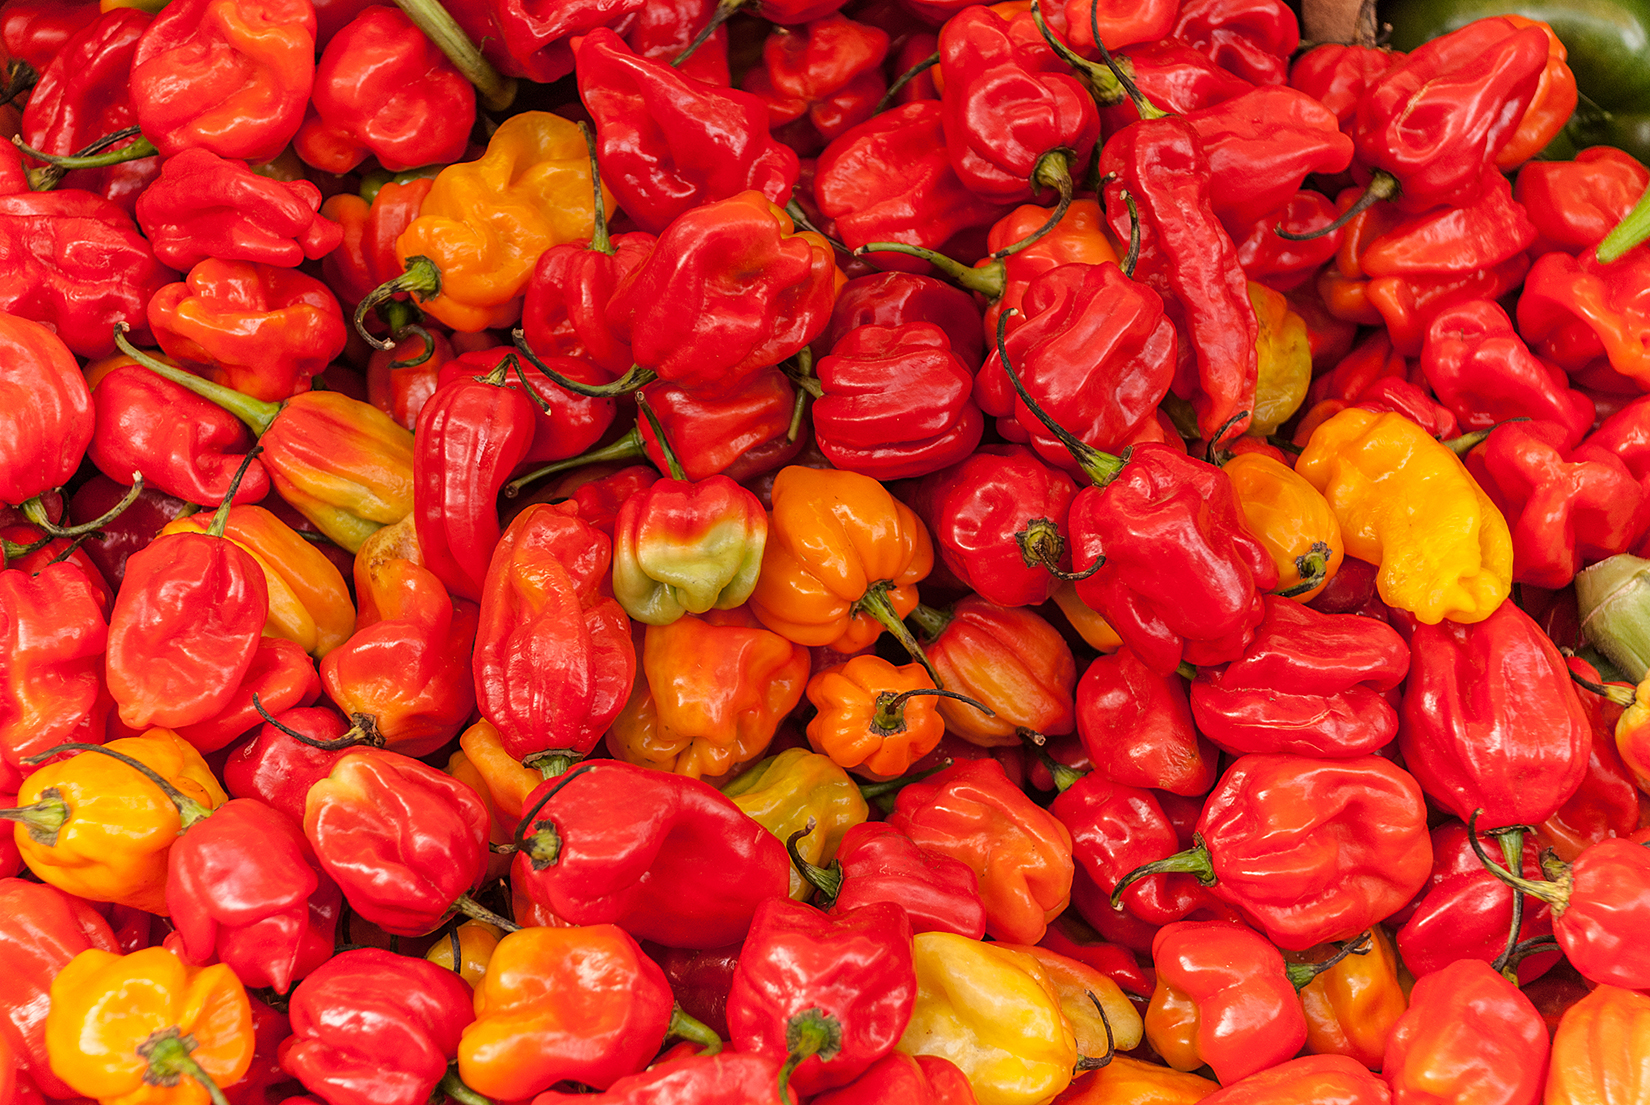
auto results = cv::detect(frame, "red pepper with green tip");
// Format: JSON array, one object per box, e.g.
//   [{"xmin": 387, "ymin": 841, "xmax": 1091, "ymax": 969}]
[
  {"xmin": 134, "ymin": 149, "xmax": 344, "ymax": 272},
  {"xmin": 511, "ymin": 759, "xmax": 791, "ymax": 949},
  {"xmin": 129, "ymin": 0, "xmax": 316, "ymax": 163},
  {"xmin": 727, "ymin": 898, "xmax": 916, "ymax": 1096}
]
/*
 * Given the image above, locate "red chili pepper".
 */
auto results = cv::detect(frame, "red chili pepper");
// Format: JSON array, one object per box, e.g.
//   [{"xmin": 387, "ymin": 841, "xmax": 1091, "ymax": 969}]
[
  {"xmin": 1172, "ymin": 0, "xmax": 1299, "ymax": 86},
  {"xmin": 522, "ymin": 228, "xmax": 655, "ymax": 379},
  {"xmin": 1540, "ymin": 657, "xmax": 1642, "ymax": 861},
  {"xmin": 438, "ymin": 349, "xmax": 615, "ymax": 470},
  {"xmin": 813, "ymin": 322, "xmax": 983, "ymax": 480},
  {"xmin": 1516, "ymin": 146, "xmax": 1648, "ymax": 256},
  {"xmin": 279, "ymin": 948, "xmax": 475, "ymax": 1105},
  {"xmin": 530, "ymin": 1050, "xmax": 799, "ymax": 1105},
  {"xmin": 1381, "ymin": 959, "xmax": 1549, "ymax": 1104},
  {"xmin": 166, "ymin": 799, "xmax": 340, "ymax": 993},
  {"xmin": 1233, "ymin": 190, "xmax": 1344, "ymax": 291},
  {"xmin": 0, "ymin": 0, "xmax": 100, "ymax": 72},
  {"xmin": 727, "ymin": 898, "xmax": 916, "ymax": 1095},
  {"xmin": 745, "ymin": 14, "xmax": 889, "ymax": 146},
  {"xmin": 134, "ymin": 149, "xmax": 344, "ymax": 272},
  {"xmin": 0, "ymin": 560, "xmax": 108, "ymax": 792},
  {"xmin": 576, "ymin": 28, "xmax": 799, "ymax": 234},
  {"xmin": 172, "ymin": 635, "xmax": 322, "ymax": 754},
  {"xmin": 824, "ymin": 271, "xmax": 985, "ymax": 370},
  {"xmin": 129, "ymin": 0, "xmax": 314, "ymax": 162},
  {"xmin": 809, "ymin": 1053, "xmax": 977, "ymax": 1105},
  {"xmin": 222, "ymin": 706, "xmax": 356, "ymax": 825},
  {"xmin": 626, "ymin": 0, "xmax": 729, "ymax": 85},
  {"xmin": 511, "ymin": 759, "xmax": 791, "ymax": 948},
  {"xmin": 1289, "ymin": 43, "xmax": 1402, "ymax": 134},
  {"xmin": 0, "ymin": 315, "xmax": 92, "ymax": 508},
  {"xmin": 795, "ymin": 820, "xmax": 987, "ymax": 939},
  {"xmin": 1399, "ymin": 598, "xmax": 1591, "ymax": 829},
  {"xmin": 295, "ymin": 5, "xmax": 474, "ymax": 175},
  {"xmin": 303, "ymin": 747, "xmax": 490, "ymax": 936},
  {"xmin": 1189, "ymin": 595, "xmax": 1411, "ymax": 758},
  {"xmin": 1076, "ymin": 647, "xmax": 1216, "ymax": 796}
]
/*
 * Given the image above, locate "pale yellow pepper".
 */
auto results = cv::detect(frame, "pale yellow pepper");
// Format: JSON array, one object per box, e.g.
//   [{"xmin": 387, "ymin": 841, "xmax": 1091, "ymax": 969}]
[{"xmin": 722, "ymin": 747, "xmax": 868, "ymax": 901}]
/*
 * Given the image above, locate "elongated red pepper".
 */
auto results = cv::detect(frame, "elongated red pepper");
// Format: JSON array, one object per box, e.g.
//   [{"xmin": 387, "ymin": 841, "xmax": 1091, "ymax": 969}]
[
  {"xmin": 0, "ymin": 562, "xmax": 108, "ymax": 793},
  {"xmin": 0, "ymin": 314, "xmax": 92, "ymax": 507}
]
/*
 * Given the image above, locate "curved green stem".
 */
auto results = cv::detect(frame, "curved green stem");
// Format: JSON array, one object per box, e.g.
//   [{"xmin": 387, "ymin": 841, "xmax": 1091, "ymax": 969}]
[
  {"xmin": 1119, "ymin": 189, "xmax": 1140, "ymax": 278},
  {"xmin": 438, "ymin": 1067, "xmax": 495, "ymax": 1105},
  {"xmin": 0, "ymin": 787, "xmax": 69, "ymax": 846},
  {"xmin": 14, "ymin": 125, "xmax": 156, "ymax": 169},
  {"xmin": 354, "ymin": 256, "xmax": 442, "ymax": 351},
  {"xmin": 854, "ymin": 582, "xmax": 942, "ymax": 688},
  {"xmin": 503, "ymin": 426, "xmax": 646, "ymax": 498},
  {"xmin": 207, "ymin": 446, "xmax": 263, "ymax": 537},
  {"xmin": 1285, "ymin": 931, "xmax": 1372, "ymax": 990},
  {"xmin": 1029, "ymin": 0, "xmax": 1124, "ymax": 105},
  {"xmin": 513, "ymin": 761, "xmax": 605, "ymax": 868},
  {"xmin": 1599, "ymin": 180, "xmax": 1650, "ymax": 263},
  {"xmin": 852, "ymin": 241, "xmax": 1004, "ymax": 297},
  {"xmin": 1464, "ymin": 809, "xmax": 1570, "ymax": 908},
  {"xmin": 857, "ymin": 759, "xmax": 951, "ymax": 801},
  {"xmin": 512, "ymin": 328, "xmax": 656, "ymax": 396},
  {"xmin": 1073, "ymin": 991, "xmax": 1116, "ymax": 1072},
  {"xmin": 1276, "ymin": 172, "xmax": 1399, "ymax": 241},
  {"xmin": 784, "ymin": 821, "xmax": 844, "ymax": 907},
  {"xmin": 877, "ymin": 51, "xmax": 940, "ymax": 113},
  {"xmin": 673, "ymin": 0, "xmax": 743, "ymax": 66},
  {"xmin": 252, "ymin": 695, "xmax": 385, "ymax": 750},
  {"xmin": 871, "ymin": 688, "xmax": 993, "ymax": 735},
  {"xmin": 452, "ymin": 893, "xmax": 520, "ymax": 933},
  {"xmin": 785, "ymin": 199, "xmax": 849, "ymax": 256},
  {"xmin": 993, "ymin": 310, "xmax": 1124, "ymax": 487},
  {"xmin": 20, "ymin": 475, "xmax": 144, "ymax": 540},
  {"xmin": 991, "ymin": 152, "xmax": 1077, "ymax": 261},
  {"xmin": 1110, "ymin": 835, "xmax": 1216, "ymax": 910},
  {"xmin": 139, "ymin": 1029, "xmax": 230, "ymax": 1105},
  {"xmin": 1273, "ymin": 541, "xmax": 1332, "ymax": 598},
  {"xmin": 392, "ymin": 0, "xmax": 515, "ymax": 111},
  {"xmin": 635, "ymin": 393, "xmax": 686, "ymax": 481},
  {"xmin": 578, "ymin": 121, "xmax": 613, "ymax": 256},
  {"xmin": 1022, "ymin": 731, "xmax": 1087, "ymax": 793},
  {"xmin": 1567, "ymin": 668, "xmax": 1636, "ymax": 707},
  {"xmin": 22, "ymin": 743, "xmax": 211, "ymax": 829},
  {"xmin": 114, "ymin": 324, "xmax": 280, "ymax": 434},
  {"xmin": 666, "ymin": 1006, "xmax": 723, "ymax": 1055},
  {"xmin": 905, "ymin": 603, "xmax": 953, "ymax": 642},
  {"xmin": 777, "ymin": 1008, "xmax": 842, "ymax": 1101}
]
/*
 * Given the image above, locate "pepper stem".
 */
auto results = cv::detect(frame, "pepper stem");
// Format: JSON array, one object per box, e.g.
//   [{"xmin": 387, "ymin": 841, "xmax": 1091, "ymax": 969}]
[
  {"xmin": 391, "ymin": 0, "xmax": 516, "ymax": 111},
  {"xmin": 1464, "ymin": 808, "xmax": 1570, "ymax": 908},
  {"xmin": 1598, "ymin": 180, "xmax": 1650, "ymax": 263},
  {"xmin": 577, "ymin": 121, "xmax": 613, "ymax": 257},
  {"xmin": 777, "ymin": 1008, "xmax": 843, "ymax": 1101},
  {"xmin": 388, "ymin": 325, "xmax": 435, "ymax": 369},
  {"xmin": 990, "ymin": 152, "xmax": 1077, "ymax": 261},
  {"xmin": 512, "ymin": 761, "xmax": 604, "ymax": 868},
  {"xmin": 1110, "ymin": 835, "xmax": 1217, "ymax": 909},
  {"xmin": 672, "ymin": 0, "xmax": 743, "ymax": 66},
  {"xmin": 19, "ymin": 475, "xmax": 144, "ymax": 540},
  {"xmin": 511, "ymin": 328, "xmax": 657, "ymax": 396},
  {"xmin": 13, "ymin": 125, "xmax": 156, "ymax": 169},
  {"xmin": 1285, "ymin": 931, "xmax": 1372, "ymax": 990},
  {"xmin": 666, "ymin": 1006, "xmax": 724, "ymax": 1055},
  {"xmin": 1073, "ymin": 991, "xmax": 1116, "ymax": 1072},
  {"xmin": 1490, "ymin": 826, "xmax": 1528, "ymax": 977},
  {"xmin": 871, "ymin": 688, "xmax": 993, "ymax": 736},
  {"xmin": 1567, "ymin": 668, "xmax": 1636, "ymax": 707},
  {"xmin": 252, "ymin": 695, "xmax": 386, "ymax": 750},
  {"xmin": 852, "ymin": 241, "xmax": 1004, "ymax": 297},
  {"xmin": 1276, "ymin": 171, "xmax": 1399, "ymax": 241},
  {"xmin": 857, "ymin": 759, "xmax": 951, "ymax": 801},
  {"xmin": 784, "ymin": 199, "xmax": 849, "ymax": 256},
  {"xmin": 1016, "ymin": 517, "xmax": 1101, "ymax": 581},
  {"xmin": 1274, "ymin": 541, "xmax": 1332, "ymax": 598},
  {"xmin": 114, "ymin": 323, "xmax": 281, "ymax": 435},
  {"xmin": 853, "ymin": 582, "xmax": 943, "ymax": 688},
  {"xmin": 635, "ymin": 393, "xmax": 686, "ymax": 481},
  {"xmin": 1441, "ymin": 418, "xmax": 1531, "ymax": 456},
  {"xmin": 1119, "ymin": 189, "xmax": 1141, "ymax": 278},
  {"xmin": 994, "ymin": 310, "xmax": 1124, "ymax": 487},
  {"xmin": 139, "ymin": 1028, "xmax": 230, "ymax": 1105},
  {"xmin": 206, "ymin": 446, "xmax": 263, "ymax": 538},
  {"xmin": 504, "ymin": 427, "xmax": 646, "ymax": 498},
  {"xmin": 1498, "ymin": 935, "xmax": 1561, "ymax": 982},
  {"xmin": 1021, "ymin": 730, "xmax": 1087, "ymax": 793},
  {"xmin": 905, "ymin": 602, "xmax": 953, "ymax": 641},
  {"xmin": 1029, "ymin": 0, "xmax": 1125, "ymax": 106},
  {"xmin": 354, "ymin": 256, "xmax": 443, "ymax": 350},
  {"xmin": 523, "ymin": 750, "xmax": 580, "ymax": 779},
  {"xmin": 784, "ymin": 821, "xmax": 845, "ymax": 906},
  {"xmin": 438, "ymin": 1067, "xmax": 495, "ymax": 1105},
  {"xmin": 23, "ymin": 743, "xmax": 213, "ymax": 829},
  {"xmin": 0, "ymin": 787, "xmax": 69, "ymax": 846},
  {"xmin": 876, "ymin": 51, "xmax": 940, "ymax": 113},
  {"xmin": 451, "ymin": 893, "xmax": 520, "ymax": 933}
]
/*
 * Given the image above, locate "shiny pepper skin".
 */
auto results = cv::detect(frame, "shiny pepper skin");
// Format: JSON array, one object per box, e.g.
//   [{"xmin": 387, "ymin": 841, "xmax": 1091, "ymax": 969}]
[
  {"xmin": 1545, "ymin": 985, "xmax": 1650, "ymax": 1105},
  {"xmin": 610, "ymin": 474, "xmax": 768, "ymax": 626},
  {"xmin": 0, "ymin": 313, "xmax": 93, "ymax": 506},
  {"xmin": 1381, "ymin": 958, "xmax": 1548, "ymax": 1105},
  {"xmin": 921, "ymin": 599, "xmax": 1077, "ymax": 749}
]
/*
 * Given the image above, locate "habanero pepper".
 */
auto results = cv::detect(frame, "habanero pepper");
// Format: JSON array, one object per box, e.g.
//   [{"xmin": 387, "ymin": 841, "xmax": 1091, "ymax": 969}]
[
  {"xmin": 805, "ymin": 655, "xmax": 952, "ymax": 777},
  {"xmin": 792, "ymin": 819, "xmax": 988, "ymax": 939},
  {"xmin": 1284, "ymin": 925, "xmax": 1407, "ymax": 1072},
  {"xmin": 1516, "ymin": 146, "xmax": 1648, "ymax": 256},
  {"xmin": 530, "ymin": 1050, "xmax": 799, "ymax": 1105},
  {"xmin": 170, "ymin": 634, "xmax": 322, "ymax": 756},
  {"xmin": 721, "ymin": 747, "xmax": 870, "ymax": 902},
  {"xmin": 1380, "ymin": 959, "xmax": 1548, "ymax": 1105},
  {"xmin": 1172, "ymin": 0, "xmax": 1300, "ymax": 87},
  {"xmin": 438, "ymin": 347, "xmax": 618, "ymax": 469},
  {"xmin": 744, "ymin": 14, "xmax": 890, "ymax": 147},
  {"xmin": 913, "ymin": 598, "xmax": 1076, "ymax": 749},
  {"xmin": 1222, "ymin": 450, "xmax": 1343, "ymax": 602},
  {"xmin": 1074, "ymin": 647, "xmax": 1216, "ymax": 796},
  {"xmin": 1195, "ymin": 1055, "xmax": 1390, "ymax": 1105},
  {"xmin": 222, "ymin": 706, "xmax": 355, "ymax": 825},
  {"xmin": 319, "ymin": 177, "xmax": 435, "ymax": 311},
  {"xmin": 1544, "ymin": 985, "xmax": 1650, "ymax": 1105},
  {"xmin": 810, "ymin": 1053, "xmax": 980, "ymax": 1105},
  {"xmin": 0, "ymin": 313, "xmax": 91, "ymax": 508}
]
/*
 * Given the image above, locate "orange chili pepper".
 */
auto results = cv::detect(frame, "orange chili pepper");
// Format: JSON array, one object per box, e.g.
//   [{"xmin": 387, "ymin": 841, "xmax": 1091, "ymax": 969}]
[
  {"xmin": 1495, "ymin": 17, "xmax": 1577, "ymax": 171},
  {"xmin": 1544, "ymin": 984, "xmax": 1650, "ymax": 1104},
  {"xmin": 1284, "ymin": 925, "xmax": 1407, "ymax": 1071},
  {"xmin": 805, "ymin": 655, "xmax": 957, "ymax": 778},
  {"xmin": 1053, "ymin": 1058, "xmax": 1217, "ymax": 1104},
  {"xmin": 1222, "ymin": 451, "xmax": 1344, "ymax": 603},
  {"xmin": 45, "ymin": 946, "xmax": 253, "ymax": 1105}
]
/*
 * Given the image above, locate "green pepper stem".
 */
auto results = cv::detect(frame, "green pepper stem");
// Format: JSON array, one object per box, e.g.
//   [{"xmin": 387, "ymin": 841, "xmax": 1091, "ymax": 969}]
[
  {"xmin": 451, "ymin": 893, "xmax": 520, "ymax": 933},
  {"xmin": 1490, "ymin": 826, "xmax": 1528, "ymax": 977},
  {"xmin": 1021, "ymin": 730, "xmax": 1087, "ymax": 793},
  {"xmin": 0, "ymin": 787, "xmax": 69, "ymax": 847},
  {"xmin": 20, "ymin": 475, "xmax": 145, "ymax": 540},
  {"xmin": 1464, "ymin": 809, "xmax": 1570, "ymax": 908},
  {"xmin": 784, "ymin": 199, "xmax": 850, "ymax": 256},
  {"xmin": 438, "ymin": 1067, "xmax": 495, "ymax": 1105},
  {"xmin": 852, "ymin": 241, "xmax": 1005, "ymax": 297},
  {"xmin": 22, "ymin": 743, "xmax": 213, "ymax": 830},
  {"xmin": 854, "ymin": 582, "xmax": 944, "ymax": 688},
  {"xmin": 504, "ymin": 426, "xmax": 646, "ymax": 498},
  {"xmin": 993, "ymin": 309, "xmax": 1124, "ymax": 488},
  {"xmin": 1441, "ymin": 418, "xmax": 1531, "ymax": 456},
  {"xmin": 1285, "ymin": 931, "xmax": 1373, "ymax": 991},
  {"xmin": 1029, "ymin": 0, "xmax": 1125, "ymax": 106},
  {"xmin": 251, "ymin": 695, "xmax": 386, "ymax": 750},
  {"xmin": 206, "ymin": 446, "xmax": 263, "ymax": 538},
  {"xmin": 784, "ymin": 821, "xmax": 845, "ymax": 907},
  {"xmin": 524, "ymin": 751, "xmax": 580, "ymax": 779},
  {"xmin": 1599, "ymin": 180, "xmax": 1650, "ymax": 263},
  {"xmin": 1274, "ymin": 541, "xmax": 1332, "ymax": 598},
  {"xmin": 391, "ymin": 0, "xmax": 515, "ymax": 111},
  {"xmin": 666, "ymin": 1006, "xmax": 724, "ymax": 1054},
  {"xmin": 777, "ymin": 1007, "xmax": 843, "ymax": 1101},
  {"xmin": 577, "ymin": 121, "xmax": 613, "ymax": 257},
  {"xmin": 513, "ymin": 761, "xmax": 605, "ymax": 868},
  {"xmin": 114, "ymin": 323, "xmax": 281, "ymax": 435},
  {"xmin": 13, "ymin": 125, "xmax": 156, "ymax": 169},
  {"xmin": 354, "ymin": 256, "xmax": 443, "ymax": 351},
  {"xmin": 1567, "ymin": 668, "xmax": 1636, "ymax": 707},
  {"xmin": 990, "ymin": 152, "xmax": 1077, "ymax": 261},
  {"xmin": 1119, "ymin": 189, "xmax": 1141, "ymax": 278},
  {"xmin": 388, "ymin": 324, "xmax": 435, "ymax": 369},
  {"xmin": 871, "ymin": 688, "xmax": 994, "ymax": 736},
  {"xmin": 1276, "ymin": 171, "xmax": 1399, "ymax": 241},
  {"xmin": 857, "ymin": 759, "xmax": 951, "ymax": 801},
  {"xmin": 905, "ymin": 603, "xmax": 953, "ymax": 642},
  {"xmin": 511, "ymin": 328, "xmax": 657, "ymax": 396},
  {"xmin": 139, "ymin": 1029, "xmax": 231, "ymax": 1105},
  {"xmin": 1110, "ymin": 835, "xmax": 1217, "ymax": 910},
  {"xmin": 672, "ymin": 0, "xmax": 743, "ymax": 66},
  {"xmin": 635, "ymin": 393, "xmax": 686, "ymax": 481},
  {"xmin": 1016, "ymin": 517, "xmax": 1102, "ymax": 581},
  {"xmin": 876, "ymin": 51, "xmax": 939, "ymax": 113}
]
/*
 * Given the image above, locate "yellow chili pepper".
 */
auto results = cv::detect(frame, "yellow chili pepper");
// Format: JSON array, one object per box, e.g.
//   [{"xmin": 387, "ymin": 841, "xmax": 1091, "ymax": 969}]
[
  {"xmin": 722, "ymin": 747, "xmax": 868, "ymax": 901},
  {"xmin": 1223, "ymin": 451, "xmax": 1344, "ymax": 603},
  {"xmin": 1285, "ymin": 925, "xmax": 1407, "ymax": 1071},
  {"xmin": 607, "ymin": 608, "xmax": 809, "ymax": 780},
  {"xmin": 425, "ymin": 920, "xmax": 504, "ymax": 988},
  {"xmin": 161, "ymin": 504, "xmax": 354, "ymax": 658},
  {"xmin": 1051, "ymin": 1057, "xmax": 1217, "ymax": 1104},
  {"xmin": 5, "ymin": 732, "xmax": 227, "ymax": 914},
  {"xmin": 995, "ymin": 944, "xmax": 1144, "ymax": 1060},
  {"xmin": 1295, "ymin": 408, "xmax": 1513, "ymax": 623},
  {"xmin": 1050, "ymin": 582, "xmax": 1122, "ymax": 653},
  {"xmin": 896, "ymin": 931, "xmax": 1077, "ymax": 1105},
  {"xmin": 391, "ymin": 111, "xmax": 611, "ymax": 332},
  {"xmin": 1246, "ymin": 282, "xmax": 1312, "ymax": 437},
  {"xmin": 45, "ymin": 947, "xmax": 253, "ymax": 1105}
]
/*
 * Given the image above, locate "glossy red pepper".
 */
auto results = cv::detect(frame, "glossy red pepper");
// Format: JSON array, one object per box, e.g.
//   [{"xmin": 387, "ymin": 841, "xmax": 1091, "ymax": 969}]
[
  {"xmin": 809, "ymin": 1053, "xmax": 977, "ymax": 1105},
  {"xmin": 1173, "ymin": 0, "xmax": 1299, "ymax": 86},
  {"xmin": 914, "ymin": 598, "xmax": 1076, "ymax": 749},
  {"xmin": 530, "ymin": 1050, "xmax": 798, "ymax": 1105},
  {"xmin": 222, "ymin": 706, "xmax": 356, "ymax": 825},
  {"xmin": 744, "ymin": 14, "xmax": 889, "ymax": 146},
  {"xmin": 522, "ymin": 224, "xmax": 655, "ymax": 379},
  {"xmin": 1076, "ymin": 648, "xmax": 1216, "ymax": 796},
  {"xmin": 795, "ymin": 820, "xmax": 987, "ymax": 939},
  {"xmin": 1289, "ymin": 43, "xmax": 1403, "ymax": 134},
  {"xmin": 1380, "ymin": 959, "xmax": 1548, "ymax": 1105},
  {"xmin": 0, "ymin": 314, "xmax": 92, "ymax": 507},
  {"xmin": 172, "ymin": 635, "xmax": 323, "ymax": 754},
  {"xmin": 1516, "ymin": 146, "xmax": 1648, "ymax": 256},
  {"xmin": 727, "ymin": 898, "xmax": 916, "ymax": 1094}
]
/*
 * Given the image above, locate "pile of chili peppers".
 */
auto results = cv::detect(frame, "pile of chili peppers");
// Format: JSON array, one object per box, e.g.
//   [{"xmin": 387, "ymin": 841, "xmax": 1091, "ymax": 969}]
[{"xmin": 4, "ymin": 0, "xmax": 1650, "ymax": 1103}]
